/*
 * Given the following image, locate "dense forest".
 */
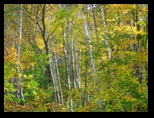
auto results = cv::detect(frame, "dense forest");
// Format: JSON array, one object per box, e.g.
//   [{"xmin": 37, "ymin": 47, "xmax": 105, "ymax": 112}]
[{"xmin": 4, "ymin": 4, "xmax": 148, "ymax": 112}]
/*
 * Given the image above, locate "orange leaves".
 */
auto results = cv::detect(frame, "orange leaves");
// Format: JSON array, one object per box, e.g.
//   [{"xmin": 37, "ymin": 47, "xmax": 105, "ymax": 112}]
[
  {"xmin": 4, "ymin": 47, "xmax": 17, "ymax": 63},
  {"xmin": 141, "ymin": 7, "xmax": 148, "ymax": 12}
]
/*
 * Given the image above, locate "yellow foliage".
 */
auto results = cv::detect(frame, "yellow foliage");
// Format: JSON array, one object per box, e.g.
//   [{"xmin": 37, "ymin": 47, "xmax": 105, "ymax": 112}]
[
  {"xmin": 4, "ymin": 87, "xmax": 8, "ymax": 92},
  {"xmin": 37, "ymin": 38, "xmax": 45, "ymax": 50},
  {"xmin": 4, "ymin": 47, "xmax": 17, "ymax": 63}
]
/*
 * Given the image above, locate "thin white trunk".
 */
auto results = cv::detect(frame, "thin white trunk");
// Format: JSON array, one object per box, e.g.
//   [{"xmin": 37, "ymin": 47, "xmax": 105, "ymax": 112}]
[
  {"xmin": 49, "ymin": 57, "xmax": 58, "ymax": 102},
  {"xmin": 62, "ymin": 4, "xmax": 74, "ymax": 111},
  {"xmin": 82, "ymin": 7, "xmax": 103, "ymax": 110},
  {"xmin": 17, "ymin": 4, "xmax": 25, "ymax": 104},
  {"xmin": 71, "ymin": 38, "xmax": 77, "ymax": 88},
  {"xmin": 64, "ymin": 22, "xmax": 73, "ymax": 111},
  {"xmin": 52, "ymin": 55, "xmax": 61, "ymax": 103},
  {"xmin": 75, "ymin": 50, "xmax": 81, "ymax": 89},
  {"xmin": 55, "ymin": 54, "xmax": 64, "ymax": 105},
  {"xmin": 78, "ymin": 50, "xmax": 81, "ymax": 89},
  {"xmin": 81, "ymin": 10, "xmax": 98, "ymax": 85},
  {"xmin": 100, "ymin": 5, "xmax": 111, "ymax": 60},
  {"xmin": 70, "ymin": 99, "xmax": 73, "ymax": 112},
  {"xmin": 18, "ymin": 4, "xmax": 22, "ymax": 64},
  {"xmin": 64, "ymin": 45, "xmax": 73, "ymax": 111},
  {"xmin": 64, "ymin": 45, "xmax": 71, "ymax": 90},
  {"xmin": 49, "ymin": 41, "xmax": 61, "ymax": 103}
]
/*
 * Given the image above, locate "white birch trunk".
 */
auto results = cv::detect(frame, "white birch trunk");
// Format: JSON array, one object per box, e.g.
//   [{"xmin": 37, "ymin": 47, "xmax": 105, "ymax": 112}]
[
  {"xmin": 100, "ymin": 5, "xmax": 111, "ymax": 60},
  {"xmin": 52, "ymin": 51, "xmax": 61, "ymax": 103},
  {"xmin": 49, "ymin": 57, "xmax": 58, "ymax": 102},
  {"xmin": 64, "ymin": 22, "xmax": 73, "ymax": 111},
  {"xmin": 54, "ymin": 53, "xmax": 64, "ymax": 105},
  {"xmin": 81, "ymin": 10, "xmax": 98, "ymax": 85},
  {"xmin": 17, "ymin": 4, "xmax": 25, "ymax": 104},
  {"xmin": 77, "ymin": 50, "xmax": 81, "ymax": 89},
  {"xmin": 71, "ymin": 38, "xmax": 77, "ymax": 88},
  {"xmin": 70, "ymin": 99, "xmax": 73, "ymax": 112},
  {"xmin": 82, "ymin": 7, "xmax": 104, "ymax": 110}
]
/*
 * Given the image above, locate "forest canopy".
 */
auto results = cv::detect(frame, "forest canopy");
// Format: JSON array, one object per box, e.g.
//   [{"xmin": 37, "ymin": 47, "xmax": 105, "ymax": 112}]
[{"xmin": 4, "ymin": 4, "xmax": 148, "ymax": 112}]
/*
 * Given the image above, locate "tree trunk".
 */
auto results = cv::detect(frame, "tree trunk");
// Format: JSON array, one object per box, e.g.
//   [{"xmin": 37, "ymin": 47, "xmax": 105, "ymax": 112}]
[
  {"xmin": 17, "ymin": 4, "xmax": 25, "ymax": 105},
  {"xmin": 134, "ymin": 5, "xmax": 142, "ymax": 83},
  {"xmin": 91, "ymin": 4, "xmax": 99, "ymax": 42},
  {"xmin": 81, "ymin": 10, "xmax": 98, "ymax": 86},
  {"xmin": 100, "ymin": 4, "xmax": 111, "ymax": 60},
  {"xmin": 49, "ymin": 56, "xmax": 58, "ymax": 103},
  {"xmin": 53, "ymin": 42, "xmax": 64, "ymax": 105}
]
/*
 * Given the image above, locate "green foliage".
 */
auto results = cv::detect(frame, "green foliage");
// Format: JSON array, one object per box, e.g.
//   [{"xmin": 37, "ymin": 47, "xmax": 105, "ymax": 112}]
[{"xmin": 4, "ymin": 4, "xmax": 148, "ymax": 112}]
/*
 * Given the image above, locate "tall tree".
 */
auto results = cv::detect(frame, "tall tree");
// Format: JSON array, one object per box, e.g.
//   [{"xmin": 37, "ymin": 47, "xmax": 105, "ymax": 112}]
[
  {"xmin": 100, "ymin": 4, "xmax": 111, "ymax": 60},
  {"xmin": 16, "ymin": 4, "xmax": 25, "ymax": 105}
]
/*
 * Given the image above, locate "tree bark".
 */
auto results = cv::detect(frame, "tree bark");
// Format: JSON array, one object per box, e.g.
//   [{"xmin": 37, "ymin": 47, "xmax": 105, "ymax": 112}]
[
  {"xmin": 17, "ymin": 4, "xmax": 25, "ymax": 105},
  {"xmin": 134, "ymin": 5, "xmax": 142, "ymax": 83},
  {"xmin": 81, "ymin": 10, "xmax": 98, "ymax": 86},
  {"xmin": 91, "ymin": 4, "xmax": 99, "ymax": 42},
  {"xmin": 100, "ymin": 4, "xmax": 111, "ymax": 60}
]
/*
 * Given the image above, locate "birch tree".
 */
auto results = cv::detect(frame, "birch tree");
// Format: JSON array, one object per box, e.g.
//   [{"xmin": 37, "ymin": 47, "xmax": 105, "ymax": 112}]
[
  {"xmin": 81, "ymin": 9, "xmax": 97, "ymax": 86},
  {"xmin": 17, "ymin": 4, "xmax": 25, "ymax": 105},
  {"xmin": 100, "ymin": 4, "xmax": 111, "ymax": 60},
  {"xmin": 4, "ymin": 4, "xmax": 148, "ymax": 112}
]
